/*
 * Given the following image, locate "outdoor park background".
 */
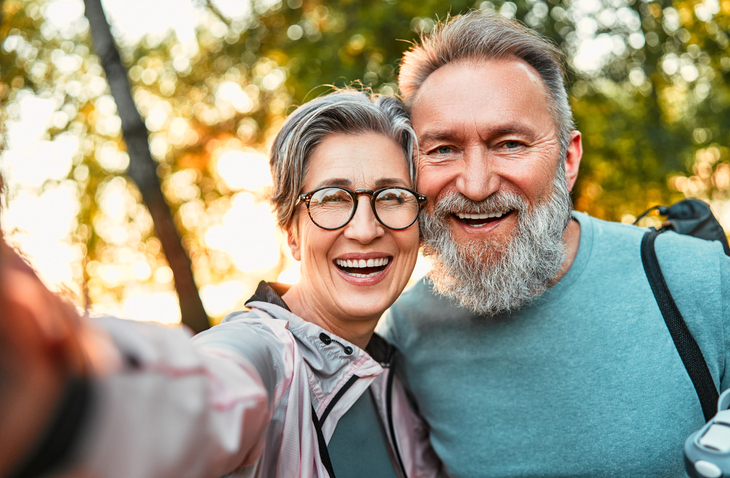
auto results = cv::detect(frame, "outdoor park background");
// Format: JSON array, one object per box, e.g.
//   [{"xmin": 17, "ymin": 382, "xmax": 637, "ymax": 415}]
[{"xmin": 1, "ymin": 0, "xmax": 728, "ymax": 331}]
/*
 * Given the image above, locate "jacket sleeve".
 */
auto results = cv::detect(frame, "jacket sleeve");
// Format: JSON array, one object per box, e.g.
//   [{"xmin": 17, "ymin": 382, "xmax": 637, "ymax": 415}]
[{"xmin": 64, "ymin": 316, "xmax": 275, "ymax": 478}]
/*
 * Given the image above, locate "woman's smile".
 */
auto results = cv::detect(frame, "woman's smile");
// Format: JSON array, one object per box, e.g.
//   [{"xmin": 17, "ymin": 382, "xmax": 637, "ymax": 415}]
[{"xmin": 334, "ymin": 253, "xmax": 392, "ymax": 280}]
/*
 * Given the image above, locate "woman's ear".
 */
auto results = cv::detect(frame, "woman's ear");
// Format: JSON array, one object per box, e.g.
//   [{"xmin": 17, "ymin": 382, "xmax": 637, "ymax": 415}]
[{"xmin": 286, "ymin": 221, "xmax": 301, "ymax": 262}]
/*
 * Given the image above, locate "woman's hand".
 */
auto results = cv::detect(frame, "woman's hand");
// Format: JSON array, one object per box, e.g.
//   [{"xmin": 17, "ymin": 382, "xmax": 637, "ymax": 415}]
[{"xmin": 0, "ymin": 242, "xmax": 89, "ymax": 476}]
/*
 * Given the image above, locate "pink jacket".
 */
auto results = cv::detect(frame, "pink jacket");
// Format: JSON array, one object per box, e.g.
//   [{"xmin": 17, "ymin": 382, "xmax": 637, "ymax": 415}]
[{"xmin": 42, "ymin": 284, "xmax": 444, "ymax": 478}]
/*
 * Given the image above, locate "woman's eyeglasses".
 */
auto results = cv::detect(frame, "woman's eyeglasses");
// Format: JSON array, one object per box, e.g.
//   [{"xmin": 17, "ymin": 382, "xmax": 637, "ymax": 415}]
[{"xmin": 296, "ymin": 186, "xmax": 427, "ymax": 230}]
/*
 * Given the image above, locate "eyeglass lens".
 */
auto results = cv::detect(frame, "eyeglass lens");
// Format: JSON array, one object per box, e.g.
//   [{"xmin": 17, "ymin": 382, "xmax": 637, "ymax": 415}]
[{"xmin": 307, "ymin": 187, "xmax": 420, "ymax": 230}]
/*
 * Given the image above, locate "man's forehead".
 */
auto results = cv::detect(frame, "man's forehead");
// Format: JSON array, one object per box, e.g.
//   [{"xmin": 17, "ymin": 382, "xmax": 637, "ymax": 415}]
[
  {"xmin": 410, "ymin": 56, "xmax": 549, "ymax": 111},
  {"xmin": 409, "ymin": 57, "xmax": 554, "ymax": 136}
]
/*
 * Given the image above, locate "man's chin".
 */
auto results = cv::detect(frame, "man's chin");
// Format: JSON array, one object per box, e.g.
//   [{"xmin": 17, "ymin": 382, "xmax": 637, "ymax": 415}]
[
  {"xmin": 435, "ymin": 224, "xmax": 513, "ymax": 265},
  {"xmin": 423, "ymin": 209, "xmax": 569, "ymax": 316},
  {"xmin": 426, "ymin": 237, "xmax": 561, "ymax": 316}
]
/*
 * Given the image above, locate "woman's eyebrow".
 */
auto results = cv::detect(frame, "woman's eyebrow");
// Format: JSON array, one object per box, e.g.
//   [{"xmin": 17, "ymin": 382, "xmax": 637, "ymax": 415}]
[
  {"xmin": 314, "ymin": 177, "xmax": 410, "ymax": 189},
  {"xmin": 314, "ymin": 178, "xmax": 352, "ymax": 189},
  {"xmin": 374, "ymin": 178, "xmax": 409, "ymax": 188}
]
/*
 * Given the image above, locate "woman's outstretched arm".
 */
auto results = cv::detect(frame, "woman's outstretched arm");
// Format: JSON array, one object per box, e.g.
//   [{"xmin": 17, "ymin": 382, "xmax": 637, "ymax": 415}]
[{"xmin": 0, "ymin": 241, "xmax": 272, "ymax": 478}]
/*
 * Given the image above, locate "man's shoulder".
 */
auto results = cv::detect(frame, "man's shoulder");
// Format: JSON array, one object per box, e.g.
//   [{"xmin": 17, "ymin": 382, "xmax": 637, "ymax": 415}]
[
  {"xmin": 654, "ymin": 227, "xmax": 729, "ymax": 287},
  {"xmin": 574, "ymin": 210, "xmax": 645, "ymax": 242},
  {"xmin": 575, "ymin": 211, "xmax": 726, "ymax": 260},
  {"xmin": 575, "ymin": 211, "xmax": 729, "ymax": 304}
]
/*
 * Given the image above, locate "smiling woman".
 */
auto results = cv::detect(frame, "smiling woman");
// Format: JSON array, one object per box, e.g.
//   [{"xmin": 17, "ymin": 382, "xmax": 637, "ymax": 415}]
[
  {"xmin": 281, "ymin": 131, "xmax": 423, "ymax": 348},
  {"xmin": 0, "ymin": 91, "xmax": 444, "ymax": 478}
]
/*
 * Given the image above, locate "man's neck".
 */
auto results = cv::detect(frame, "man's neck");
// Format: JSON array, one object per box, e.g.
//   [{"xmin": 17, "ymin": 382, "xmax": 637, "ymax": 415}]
[{"xmin": 553, "ymin": 217, "xmax": 581, "ymax": 285}]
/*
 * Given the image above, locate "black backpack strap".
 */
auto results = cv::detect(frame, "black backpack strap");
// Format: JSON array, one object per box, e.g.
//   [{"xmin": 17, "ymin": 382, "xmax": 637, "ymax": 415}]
[{"xmin": 641, "ymin": 228, "xmax": 719, "ymax": 422}]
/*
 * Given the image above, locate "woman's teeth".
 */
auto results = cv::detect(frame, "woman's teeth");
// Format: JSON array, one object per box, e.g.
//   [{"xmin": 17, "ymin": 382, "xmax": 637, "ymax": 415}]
[
  {"xmin": 335, "ymin": 257, "xmax": 390, "ymax": 277},
  {"xmin": 336, "ymin": 258, "xmax": 389, "ymax": 268}
]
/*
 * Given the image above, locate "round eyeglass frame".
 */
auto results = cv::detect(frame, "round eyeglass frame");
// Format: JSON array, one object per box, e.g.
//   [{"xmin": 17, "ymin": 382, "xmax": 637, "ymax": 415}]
[{"xmin": 296, "ymin": 186, "xmax": 427, "ymax": 231}]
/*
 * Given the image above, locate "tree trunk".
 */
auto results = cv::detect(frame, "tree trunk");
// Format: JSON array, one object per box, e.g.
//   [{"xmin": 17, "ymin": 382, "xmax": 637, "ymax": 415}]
[{"xmin": 83, "ymin": 0, "xmax": 209, "ymax": 333}]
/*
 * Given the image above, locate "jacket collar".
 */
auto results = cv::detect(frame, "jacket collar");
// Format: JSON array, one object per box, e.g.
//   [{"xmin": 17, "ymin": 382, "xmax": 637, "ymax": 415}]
[
  {"xmin": 246, "ymin": 280, "xmax": 291, "ymax": 312},
  {"xmin": 244, "ymin": 281, "xmax": 396, "ymax": 366}
]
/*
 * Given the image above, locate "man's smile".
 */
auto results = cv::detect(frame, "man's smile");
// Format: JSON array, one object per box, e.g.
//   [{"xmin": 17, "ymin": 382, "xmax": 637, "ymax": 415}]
[{"xmin": 452, "ymin": 209, "xmax": 515, "ymax": 227}]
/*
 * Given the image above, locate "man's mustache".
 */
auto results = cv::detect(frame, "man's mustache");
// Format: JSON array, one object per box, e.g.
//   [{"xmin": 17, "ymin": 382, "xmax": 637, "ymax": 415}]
[{"xmin": 430, "ymin": 191, "xmax": 528, "ymax": 218}]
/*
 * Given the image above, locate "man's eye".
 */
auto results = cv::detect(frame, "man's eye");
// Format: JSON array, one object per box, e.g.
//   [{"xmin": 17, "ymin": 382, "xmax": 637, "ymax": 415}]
[
  {"xmin": 435, "ymin": 146, "xmax": 452, "ymax": 154},
  {"xmin": 504, "ymin": 140, "xmax": 522, "ymax": 149}
]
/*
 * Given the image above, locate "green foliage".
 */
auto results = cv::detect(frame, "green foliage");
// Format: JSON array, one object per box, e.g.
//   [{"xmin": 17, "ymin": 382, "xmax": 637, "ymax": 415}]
[{"xmin": 2, "ymin": 0, "xmax": 730, "ymax": 317}]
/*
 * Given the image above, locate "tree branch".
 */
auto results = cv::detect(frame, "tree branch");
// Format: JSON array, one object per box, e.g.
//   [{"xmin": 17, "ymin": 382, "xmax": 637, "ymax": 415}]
[
  {"xmin": 199, "ymin": 0, "xmax": 232, "ymax": 26},
  {"xmin": 83, "ymin": 0, "xmax": 210, "ymax": 333}
]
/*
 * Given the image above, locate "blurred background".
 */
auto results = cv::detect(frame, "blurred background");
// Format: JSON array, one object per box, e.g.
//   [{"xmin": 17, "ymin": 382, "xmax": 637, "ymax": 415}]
[{"xmin": 0, "ymin": 0, "xmax": 728, "ymax": 330}]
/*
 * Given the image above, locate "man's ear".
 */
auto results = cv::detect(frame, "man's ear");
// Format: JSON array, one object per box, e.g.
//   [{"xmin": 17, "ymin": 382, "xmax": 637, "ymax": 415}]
[
  {"xmin": 564, "ymin": 131, "xmax": 582, "ymax": 192},
  {"xmin": 286, "ymin": 222, "xmax": 301, "ymax": 262}
]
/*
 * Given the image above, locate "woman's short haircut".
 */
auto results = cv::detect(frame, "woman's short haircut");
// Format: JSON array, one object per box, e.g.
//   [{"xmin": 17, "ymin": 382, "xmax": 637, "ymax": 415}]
[
  {"xmin": 270, "ymin": 90, "xmax": 417, "ymax": 230},
  {"xmin": 399, "ymin": 11, "xmax": 575, "ymax": 158}
]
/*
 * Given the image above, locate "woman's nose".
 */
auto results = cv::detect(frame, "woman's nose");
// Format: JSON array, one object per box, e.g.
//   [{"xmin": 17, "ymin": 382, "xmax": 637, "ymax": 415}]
[{"xmin": 343, "ymin": 196, "xmax": 384, "ymax": 243}]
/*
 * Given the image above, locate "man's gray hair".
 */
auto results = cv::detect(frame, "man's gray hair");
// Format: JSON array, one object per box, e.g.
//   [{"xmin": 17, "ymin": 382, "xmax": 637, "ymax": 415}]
[
  {"xmin": 399, "ymin": 11, "xmax": 575, "ymax": 157},
  {"xmin": 270, "ymin": 90, "xmax": 417, "ymax": 229}
]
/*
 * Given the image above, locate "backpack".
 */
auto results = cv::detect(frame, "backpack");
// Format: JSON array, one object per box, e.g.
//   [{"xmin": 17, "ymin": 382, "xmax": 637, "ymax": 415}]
[{"xmin": 635, "ymin": 198, "xmax": 730, "ymax": 421}]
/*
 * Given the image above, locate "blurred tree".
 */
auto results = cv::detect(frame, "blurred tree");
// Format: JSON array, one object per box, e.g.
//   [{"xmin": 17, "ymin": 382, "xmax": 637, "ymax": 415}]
[{"xmin": 83, "ymin": 0, "xmax": 208, "ymax": 332}]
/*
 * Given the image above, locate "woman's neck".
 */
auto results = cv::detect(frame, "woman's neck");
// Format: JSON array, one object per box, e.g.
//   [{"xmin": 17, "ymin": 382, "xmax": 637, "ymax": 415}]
[{"xmin": 281, "ymin": 285, "xmax": 378, "ymax": 350}]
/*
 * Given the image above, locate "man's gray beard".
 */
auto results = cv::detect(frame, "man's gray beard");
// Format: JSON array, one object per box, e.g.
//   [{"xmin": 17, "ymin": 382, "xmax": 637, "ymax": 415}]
[{"xmin": 420, "ymin": 170, "xmax": 573, "ymax": 316}]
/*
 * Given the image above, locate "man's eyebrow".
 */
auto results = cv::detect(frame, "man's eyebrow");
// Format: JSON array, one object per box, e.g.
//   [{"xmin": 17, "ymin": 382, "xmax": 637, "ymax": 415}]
[
  {"xmin": 419, "ymin": 123, "xmax": 537, "ymax": 144},
  {"xmin": 418, "ymin": 130, "xmax": 460, "ymax": 145},
  {"xmin": 491, "ymin": 123, "xmax": 536, "ymax": 138}
]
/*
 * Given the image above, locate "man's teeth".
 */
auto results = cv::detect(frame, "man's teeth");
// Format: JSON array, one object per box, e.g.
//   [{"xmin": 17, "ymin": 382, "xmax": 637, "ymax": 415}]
[
  {"xmin": 335, "ymin": 257, "xmax": 390, "ymax": 269},
  {"xmin": 455, "ymin": 211, "xmax": 505, "ymax": 220}
]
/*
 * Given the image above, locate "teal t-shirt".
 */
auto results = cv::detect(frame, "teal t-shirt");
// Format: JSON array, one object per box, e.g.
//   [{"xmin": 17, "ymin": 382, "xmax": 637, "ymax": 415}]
[
  {"xmin": 327, "ymin": 390, "xmax": 399, "ymax": 478},
  {"xmin": 381, "ymin": 212, "xmax": 730, "ymax": 477}
]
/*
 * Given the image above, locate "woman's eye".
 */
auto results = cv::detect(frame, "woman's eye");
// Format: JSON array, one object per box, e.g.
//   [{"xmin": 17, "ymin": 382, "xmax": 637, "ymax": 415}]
[{"xmin": 377, "ymin": 192, "xmax": 403, "ymax": 203}]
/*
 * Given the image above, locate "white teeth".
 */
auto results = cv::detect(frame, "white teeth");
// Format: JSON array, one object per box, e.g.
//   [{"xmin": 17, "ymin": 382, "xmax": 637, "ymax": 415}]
[
  {"xmin": 456, "ymin": 211, "xmax": 505, "ymax": 220},
  {"xmin": 350, "ymin": 272, "xmax": 378, "ymax": 278},
  {"xmin": 335, "ymin": 257, "xmax": 390, "ymax": 269}
]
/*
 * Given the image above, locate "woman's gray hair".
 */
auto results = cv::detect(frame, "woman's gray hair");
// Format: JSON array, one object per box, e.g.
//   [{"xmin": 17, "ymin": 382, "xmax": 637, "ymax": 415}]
[
  {"xmin": 270, "ymin": 90, "xmax": 417, "ymax": 229},
  {"xmin": 399, "ymin": 11, "xmax": 575, "ymax": 158}
]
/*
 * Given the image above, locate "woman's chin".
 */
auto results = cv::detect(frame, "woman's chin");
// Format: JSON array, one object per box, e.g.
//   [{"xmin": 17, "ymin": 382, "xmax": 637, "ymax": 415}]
[{"xmin": 330, "ymin": 286, "xmax": 400, "ymax": 323}]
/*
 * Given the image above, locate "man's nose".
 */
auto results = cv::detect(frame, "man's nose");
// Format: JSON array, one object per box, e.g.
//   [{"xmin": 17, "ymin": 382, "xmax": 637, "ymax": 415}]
[
  {"xmin": 343, "ymin": 196, "xmax": 384, "ymax": 243},
  {"xmin": 455, "ymin": 148, "xmax": 500, "ymax": 202}
]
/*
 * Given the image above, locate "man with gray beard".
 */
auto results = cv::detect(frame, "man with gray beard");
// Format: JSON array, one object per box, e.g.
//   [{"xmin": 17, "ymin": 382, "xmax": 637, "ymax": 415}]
[
  {"xmin": 381, "ymin": 11, "xmax": 730, "ymax": 478},
  {"xmin": 421, "ymin": 167, "xmax": 572, "ymax": 314}
]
